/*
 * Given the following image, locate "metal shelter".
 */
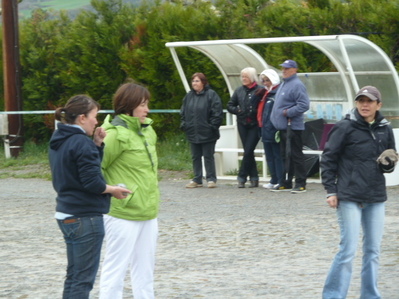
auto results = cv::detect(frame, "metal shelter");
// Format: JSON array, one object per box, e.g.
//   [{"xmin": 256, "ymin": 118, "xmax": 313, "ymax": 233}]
[
  {"xmin": 166, "ymin": 35, "xmax": 399, "ymax": 185},
  {"xmin": 166, "ymin": 34, "xmax": 399, "ymax": 127}
]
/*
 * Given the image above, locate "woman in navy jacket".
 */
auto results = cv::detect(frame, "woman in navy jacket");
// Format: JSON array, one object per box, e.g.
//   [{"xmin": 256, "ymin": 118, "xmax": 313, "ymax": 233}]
[
  {"xmin": 257, "ymin": 69, "xmax": 283, "ymax": 189},
  {"xmin": 321, "ymin": 86, "xmax": 397, "ymax": 299},
  {"xmin": 49, "ymin": 95, "xmax": 129, "ymax": 299}
]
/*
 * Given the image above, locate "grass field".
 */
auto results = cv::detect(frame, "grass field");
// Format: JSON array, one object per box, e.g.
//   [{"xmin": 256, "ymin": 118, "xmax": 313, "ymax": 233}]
[
  {"xmin": 41, "ymin": 0, "xmax": 91, "ymax": 10},
  {"xmin": 19, "ymin": 0, "xmax": 92, "ymax": 19},
  {"xmin": 0, "ymin": 133, "xmax": 193, "ymax": 180}
]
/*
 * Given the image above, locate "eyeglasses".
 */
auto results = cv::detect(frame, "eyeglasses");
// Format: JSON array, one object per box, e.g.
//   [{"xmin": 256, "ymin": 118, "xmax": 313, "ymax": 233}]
[{"xmin": 192, "ymin": 80, "xmax": 201, "ymax": 83}]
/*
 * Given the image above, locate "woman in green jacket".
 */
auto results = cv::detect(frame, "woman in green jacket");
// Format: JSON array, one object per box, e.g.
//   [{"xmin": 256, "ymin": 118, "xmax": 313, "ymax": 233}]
[{"xmin": 99, "ymin": 83, "xmax": 159, "ymax": 299}]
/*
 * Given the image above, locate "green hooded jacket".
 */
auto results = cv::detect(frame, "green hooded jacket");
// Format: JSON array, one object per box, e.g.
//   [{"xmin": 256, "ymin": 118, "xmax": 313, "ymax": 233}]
[{"xmin": 101, "ymin": 114, "xmax": 159, "ymax": 221}]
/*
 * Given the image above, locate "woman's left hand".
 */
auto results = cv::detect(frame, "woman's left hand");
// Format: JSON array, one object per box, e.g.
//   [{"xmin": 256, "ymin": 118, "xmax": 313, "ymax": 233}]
[{"xmin": 93, "ymin": 127, "xmax": 107, "ymax": 146}]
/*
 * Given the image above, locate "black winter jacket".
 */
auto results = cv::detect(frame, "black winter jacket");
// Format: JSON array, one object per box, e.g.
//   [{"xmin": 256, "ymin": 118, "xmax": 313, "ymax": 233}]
[
  {"xmin": 49, "ymin": 124, "xmax": 110, "ymax": 216},
  {"xmin": 180, "ymin": 86, "xmax": 223, "ymax": 144},
  {"xmin": 321, "ymin": 109, "xmax": 396, "ymax": 203},
  {"xmin": 227, "ymin": 83, "xmax": 263, "ymax": 127}
]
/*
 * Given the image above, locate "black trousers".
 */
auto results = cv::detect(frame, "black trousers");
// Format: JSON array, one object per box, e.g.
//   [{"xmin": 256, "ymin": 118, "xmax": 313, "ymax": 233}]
[
  {"xmin": 279, "ymin": 129, "xmax": 307, "ymax": 187},
  {"xmin": 237, "ymin": 123, "xmax": 260, "ymax": 182},
  {"xmin": 190, "ymin": 141, "xmax": 217, "ymax": 183}
]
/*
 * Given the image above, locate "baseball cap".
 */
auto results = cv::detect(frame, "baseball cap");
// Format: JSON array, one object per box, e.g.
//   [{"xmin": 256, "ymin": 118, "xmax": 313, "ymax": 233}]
[
  {"xmin": 355, "ymin": 86, "xmax": 382, "ymax": 102},
  {"xmin": 280, "ymin": 59, "xmax": 298, "ymax": 68}
]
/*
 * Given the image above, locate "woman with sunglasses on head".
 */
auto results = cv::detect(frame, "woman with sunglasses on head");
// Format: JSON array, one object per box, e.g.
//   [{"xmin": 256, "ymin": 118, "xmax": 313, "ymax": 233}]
[
  {"xmin": 49, "ymin": 95, "xmax": 130, "ymax": 299},
  {"xmin": 180, "ymin": 72, "xmax": 223, "ymax": 189}
]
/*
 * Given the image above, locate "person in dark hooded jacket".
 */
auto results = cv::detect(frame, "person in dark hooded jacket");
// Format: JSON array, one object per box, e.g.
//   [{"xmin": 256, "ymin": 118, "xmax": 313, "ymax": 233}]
[
  {"xmin": 257, "ymin": 69, "xmax": 283, "ymax": 189},
  {"xmin": 321, "ymin": 86, "xmax": 397, "ymax": 299},
  {"xmin": 180, "ymin": 72, "xmax": 223, "ymax": 188},
  {"xmin": 49, "ymin": 95, "xmax": 130, "ymax": 299}
]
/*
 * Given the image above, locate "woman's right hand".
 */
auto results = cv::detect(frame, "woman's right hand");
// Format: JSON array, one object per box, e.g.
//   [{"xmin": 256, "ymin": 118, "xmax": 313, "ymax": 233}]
[{"xmin": 326, "ymin": 195, "xmax": 338, "ymax": 209}]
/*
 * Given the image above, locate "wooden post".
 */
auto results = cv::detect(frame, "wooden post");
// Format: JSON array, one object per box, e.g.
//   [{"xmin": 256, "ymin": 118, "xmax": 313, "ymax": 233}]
[{"xmin": 2, "ymin": 0, "xmax": 24, "ymax": 157}]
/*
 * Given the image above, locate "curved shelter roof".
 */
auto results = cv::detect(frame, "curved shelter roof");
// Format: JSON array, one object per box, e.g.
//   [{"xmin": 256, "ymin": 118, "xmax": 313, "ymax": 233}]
[{"xmin": 166, "ymin": 35, "xmax": 399, "ymax": 127}]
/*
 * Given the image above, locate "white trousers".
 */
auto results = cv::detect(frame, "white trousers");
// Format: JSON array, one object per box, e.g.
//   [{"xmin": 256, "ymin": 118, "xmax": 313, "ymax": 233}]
[{"xmin": 99, "ymin": 215, "xmax": 158, "ymax": 299}]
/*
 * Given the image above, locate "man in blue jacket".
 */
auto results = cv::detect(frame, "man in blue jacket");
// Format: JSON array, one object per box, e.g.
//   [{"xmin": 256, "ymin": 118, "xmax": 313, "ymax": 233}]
[{"xmin": 270, "ymin": 59, "xmax": 310, "ymax": 193}]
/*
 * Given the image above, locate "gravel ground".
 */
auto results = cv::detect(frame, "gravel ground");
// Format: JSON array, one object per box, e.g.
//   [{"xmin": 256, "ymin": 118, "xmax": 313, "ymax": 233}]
[{"xmin": 0, "ymin": 177, "xmax": 398, "ymax": 299}]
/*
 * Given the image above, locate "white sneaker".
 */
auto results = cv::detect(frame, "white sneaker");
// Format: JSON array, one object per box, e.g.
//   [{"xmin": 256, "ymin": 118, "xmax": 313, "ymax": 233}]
[{"xmin": 262, "ymin": 183, "xmax": 275, "ymax": 189}]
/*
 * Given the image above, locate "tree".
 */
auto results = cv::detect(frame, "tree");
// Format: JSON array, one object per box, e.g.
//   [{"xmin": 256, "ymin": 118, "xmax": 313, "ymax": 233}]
[{"xmin": 1, "ymin": 0, "xmax": 398, "ymax": 141}]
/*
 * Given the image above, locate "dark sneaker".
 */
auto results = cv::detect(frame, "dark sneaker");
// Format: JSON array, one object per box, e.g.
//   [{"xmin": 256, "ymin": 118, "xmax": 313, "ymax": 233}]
[
  {"xmin": 271, "ymin": 185, "xmax": 292, "ymax": 192},
  {"xmin": 291, "ymin": 186, "xmax": 306, "ymax": 193},
  {"xmin": 248, "ymin": 180, "xmax": 259, "ymax": 188}
]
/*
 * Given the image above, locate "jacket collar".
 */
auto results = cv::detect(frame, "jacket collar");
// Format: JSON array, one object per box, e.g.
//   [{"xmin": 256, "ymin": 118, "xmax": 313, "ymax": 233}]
[
  {"xmin": 347, "ymin": 108, "xmax": 389, "ymax": 127},
  {"xmin": 104, "ymin": 114, "xmax": 153, "ymax": 131},
  {"xmin": 283, "ymin": 73, "xmax": 298, "ymax": 82}
]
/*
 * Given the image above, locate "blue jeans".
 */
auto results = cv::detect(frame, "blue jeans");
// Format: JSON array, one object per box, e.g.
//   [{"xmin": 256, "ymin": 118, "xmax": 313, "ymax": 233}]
[
  {"xmin": 57, "ymin": 215, "xmax": 105, "ymax": 299},
  {"xmin": 263, "ymin": 141, "xmax": 284, "ymax": 185},
  {"xmin": 323, "ymin": 201, "xmax": 385, "ymax": 299}
]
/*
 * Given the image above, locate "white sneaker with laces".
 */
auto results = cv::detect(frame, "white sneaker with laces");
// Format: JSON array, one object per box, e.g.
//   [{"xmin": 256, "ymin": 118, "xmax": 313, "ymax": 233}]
[{"xmin": 262, "ymin": 183, "xmax": 275, "ymax": 189}]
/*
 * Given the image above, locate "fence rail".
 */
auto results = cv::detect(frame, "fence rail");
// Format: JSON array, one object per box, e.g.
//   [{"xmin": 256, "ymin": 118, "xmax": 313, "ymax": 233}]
[{"xmin": 0, "ymin": 109, "xmax": 181, "ymax": 115}]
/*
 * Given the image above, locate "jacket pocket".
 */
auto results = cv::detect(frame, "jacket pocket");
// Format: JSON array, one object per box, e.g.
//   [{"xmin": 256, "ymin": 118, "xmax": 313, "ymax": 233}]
[{"xmin": 115, "ymin": 184, "xmax": 139, "ymax": 209}]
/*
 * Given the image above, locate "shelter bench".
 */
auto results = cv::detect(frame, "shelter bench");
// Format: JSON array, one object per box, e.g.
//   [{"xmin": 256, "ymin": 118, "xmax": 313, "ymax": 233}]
[{"xmin": 213, "ymin": 148, "xmax": 323, "ymax": 182}]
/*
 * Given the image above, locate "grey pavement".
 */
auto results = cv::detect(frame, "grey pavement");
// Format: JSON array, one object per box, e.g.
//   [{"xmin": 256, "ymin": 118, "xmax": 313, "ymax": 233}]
[{"xmin": 0, "ymin": 177, "xmax": 398, "ymax": 299}]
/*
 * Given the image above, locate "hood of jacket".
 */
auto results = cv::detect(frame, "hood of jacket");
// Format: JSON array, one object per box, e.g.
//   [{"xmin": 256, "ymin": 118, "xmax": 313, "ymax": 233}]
[
  {"xmin": 102, "ymin": 113, "xmax": 153, "ymax": 132},
  {"xmin": 190, "ymin": 84, "xmax": 211, "ymax": 94},
  {"xmin": 347, "ymin": 108, "xmax": 389, "ymax": 127},
  {"xmin": 50, "ymin": 123, "xmax": 86, "ymax": 151},
  {"xmin": 260, "ymin": 69, "xmax": 281, "ymax": 88}
]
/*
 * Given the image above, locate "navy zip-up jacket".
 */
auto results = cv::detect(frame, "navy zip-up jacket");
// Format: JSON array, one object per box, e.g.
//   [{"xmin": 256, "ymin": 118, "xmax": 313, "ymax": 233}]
[
  {"xmin": 261, "ymin": 86, "xmax": 279, "ymax": 143},
  {"xmin": 321, "ymin": 109, "xmax": 395, "ymax": 203},
  {"xmin": 49, "ymin": 123, "xmax": 110, "ymax": 217}
]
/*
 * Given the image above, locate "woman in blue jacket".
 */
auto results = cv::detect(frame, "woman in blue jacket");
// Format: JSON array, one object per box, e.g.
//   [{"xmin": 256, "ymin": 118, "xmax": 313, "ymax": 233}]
[{"xmin": 49, "ymin": 95, "xmax": 129, "ymax": 299}]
